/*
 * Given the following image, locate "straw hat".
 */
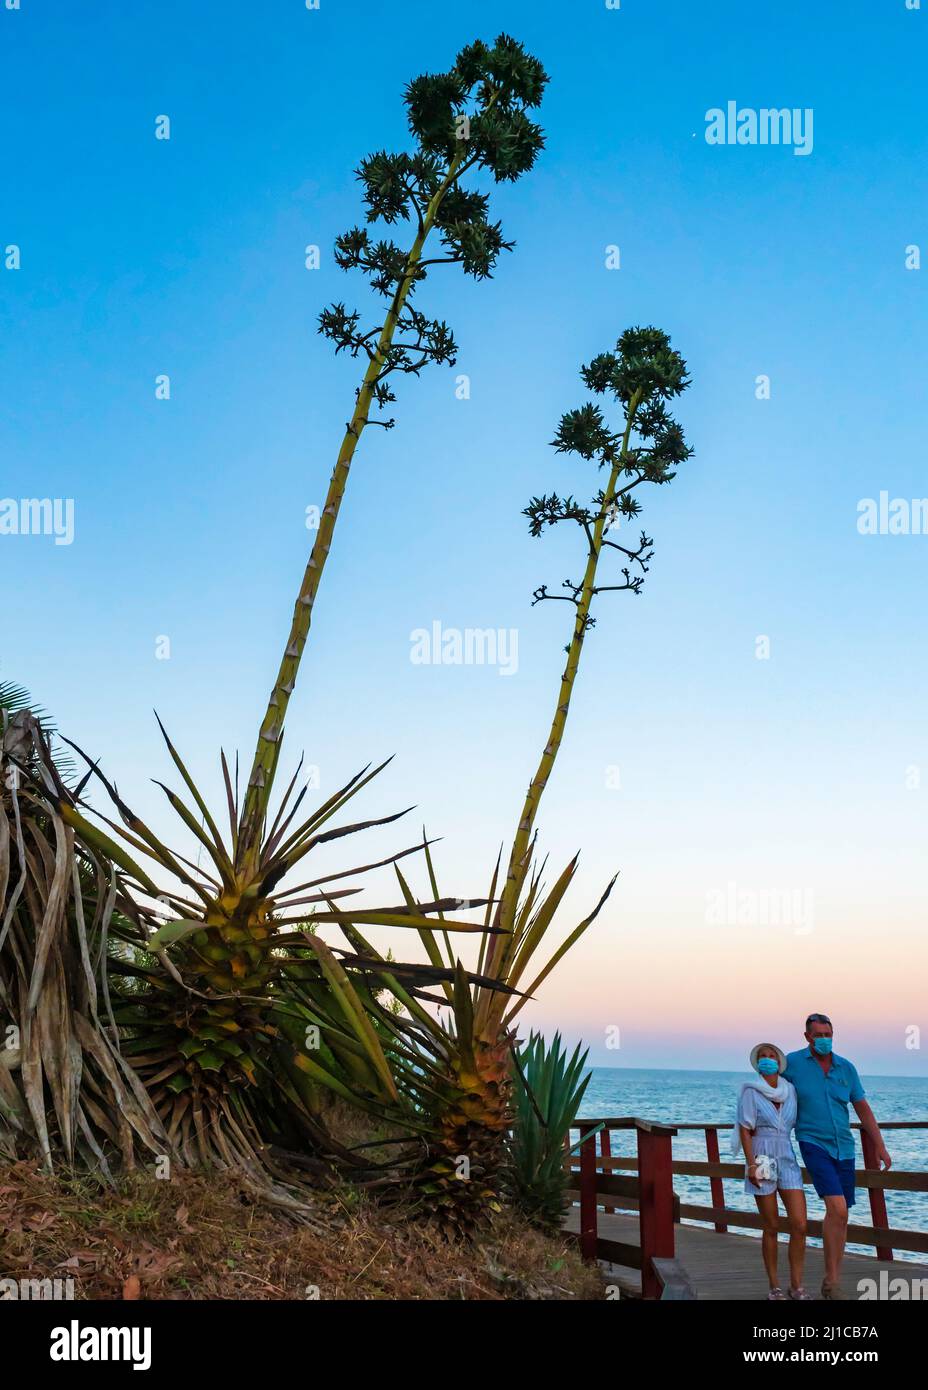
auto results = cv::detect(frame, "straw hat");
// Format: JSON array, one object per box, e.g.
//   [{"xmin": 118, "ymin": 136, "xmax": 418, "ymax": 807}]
[{"xmin": 750, "ymin": 1042, "xmax": 786, "ymax": 1074}]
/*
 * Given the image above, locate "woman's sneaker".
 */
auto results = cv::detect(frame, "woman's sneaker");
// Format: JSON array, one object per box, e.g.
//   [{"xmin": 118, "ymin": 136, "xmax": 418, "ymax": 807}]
[{"xmin": 789, "ymin": 1286, "xmax": 813, "ymax": 1300}]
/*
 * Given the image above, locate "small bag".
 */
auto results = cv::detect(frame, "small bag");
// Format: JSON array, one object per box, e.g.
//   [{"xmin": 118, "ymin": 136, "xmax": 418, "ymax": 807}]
[{"xmin": 751, "ymin": 1154, "xmax": 779, "ymax": 1183}]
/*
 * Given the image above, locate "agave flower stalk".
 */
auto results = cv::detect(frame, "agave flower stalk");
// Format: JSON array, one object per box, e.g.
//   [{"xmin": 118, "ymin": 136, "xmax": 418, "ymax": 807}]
[
  {"xmin": 238, "ymin": 33, "xmax": 549, "ymax": 866},
  {"xmin": 487, "ymin": 326, "xmax": 693, "ymax": 965},
  {"xmin": 369, "ymin": 329, "xmax": 693, "ymax": 1231}
]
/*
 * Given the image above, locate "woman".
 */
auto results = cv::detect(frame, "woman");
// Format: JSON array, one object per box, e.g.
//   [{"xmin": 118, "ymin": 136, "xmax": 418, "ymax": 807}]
[{"xmin": 733, "ymin": 1043, "xmax": 811, "ymax": 1300}]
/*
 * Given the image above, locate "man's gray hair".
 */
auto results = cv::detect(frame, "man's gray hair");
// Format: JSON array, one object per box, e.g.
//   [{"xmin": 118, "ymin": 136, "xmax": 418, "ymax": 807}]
[{"xmin": 805, "ymin": 1012, "xmax": 832, "ymax": 1028}]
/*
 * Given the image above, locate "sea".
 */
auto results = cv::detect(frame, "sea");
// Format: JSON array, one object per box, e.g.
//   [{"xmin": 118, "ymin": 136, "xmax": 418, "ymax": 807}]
[{"xmin": 572, "ymin": 1067, "xmax": 928, "ymax": 1262}]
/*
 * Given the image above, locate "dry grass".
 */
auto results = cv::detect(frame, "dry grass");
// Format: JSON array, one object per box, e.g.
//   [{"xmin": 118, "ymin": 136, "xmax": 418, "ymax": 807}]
[{"xmin": 0, "ymin": 1161, "xmax": 603, "ymax": 1301}]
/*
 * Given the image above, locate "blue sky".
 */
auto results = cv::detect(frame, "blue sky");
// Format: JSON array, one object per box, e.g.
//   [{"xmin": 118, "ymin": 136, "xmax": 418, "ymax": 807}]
[{"xmin": 2, "ymin": 1, "xmax": 926, "ymax": 1075}]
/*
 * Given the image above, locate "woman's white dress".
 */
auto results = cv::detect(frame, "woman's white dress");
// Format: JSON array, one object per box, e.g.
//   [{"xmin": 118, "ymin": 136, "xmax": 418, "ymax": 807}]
[{"xmin": 737, "ymin": 1081, "xmax": 803, "ymax": 1195}]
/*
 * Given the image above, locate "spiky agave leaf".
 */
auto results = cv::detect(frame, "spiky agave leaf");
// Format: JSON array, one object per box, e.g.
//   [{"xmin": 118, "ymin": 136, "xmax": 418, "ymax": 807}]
[{"xmin": 508, "ymin": 1030, "xmax": 591, "ymax": 1231}]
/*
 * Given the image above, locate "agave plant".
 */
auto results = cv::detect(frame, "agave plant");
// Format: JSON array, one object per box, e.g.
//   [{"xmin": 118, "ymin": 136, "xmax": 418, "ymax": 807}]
[
  {"xmin": 509, "ymin": 1031, "xmax": 591, "ymax": 1232},
  {"xmin": 36, "ymin": 731, "xmax": 503, "ymax": 1203},
  {"xmin": 363, "ymin": 327, "xmax": 694, "ymax": 1232},
  {"xmin": 247, "ymin": 838, "xmax": 613, "ymax": 1235}
]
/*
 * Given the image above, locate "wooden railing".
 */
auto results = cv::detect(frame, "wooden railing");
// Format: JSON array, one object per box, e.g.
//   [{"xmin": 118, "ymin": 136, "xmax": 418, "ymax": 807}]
[
  {"xmin": 567, "ymin": 1117, "xmax": 680, "ymax": 1299},
  {"xmin": 567, "ymin": 1117, "xmax": 928, "ymax": 1299}
]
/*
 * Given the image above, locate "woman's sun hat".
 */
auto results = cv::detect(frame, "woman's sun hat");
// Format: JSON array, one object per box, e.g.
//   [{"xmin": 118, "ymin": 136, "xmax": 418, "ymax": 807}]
[{"xmin": 750, "ymin": 1042, "xmax": 786, "ymax": 1074}]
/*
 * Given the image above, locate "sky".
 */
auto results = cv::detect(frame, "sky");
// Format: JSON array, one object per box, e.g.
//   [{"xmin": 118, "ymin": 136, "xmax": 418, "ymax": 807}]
[{"xmin": 1, "ymin": 0, "xmax": 926, "ymax": 1077}]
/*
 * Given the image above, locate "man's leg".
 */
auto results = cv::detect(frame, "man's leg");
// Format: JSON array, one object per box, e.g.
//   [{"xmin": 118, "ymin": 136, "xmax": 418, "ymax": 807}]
[{"xmin": 822, "ymin": 1193, "xmax": 849, "ymax": 1290}]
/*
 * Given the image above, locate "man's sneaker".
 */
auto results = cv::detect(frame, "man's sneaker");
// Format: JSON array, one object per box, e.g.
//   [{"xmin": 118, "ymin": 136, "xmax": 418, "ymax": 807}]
[{"xmin": 821, "ymin": 1281, "xmax": 849, "ymax": 1300}]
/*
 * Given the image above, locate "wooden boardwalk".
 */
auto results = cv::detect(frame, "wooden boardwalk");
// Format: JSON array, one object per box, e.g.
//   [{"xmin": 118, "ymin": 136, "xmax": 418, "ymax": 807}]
[{"xmin": 564, "ymin": 1209, "xmax": 928, "ymax": 1300}]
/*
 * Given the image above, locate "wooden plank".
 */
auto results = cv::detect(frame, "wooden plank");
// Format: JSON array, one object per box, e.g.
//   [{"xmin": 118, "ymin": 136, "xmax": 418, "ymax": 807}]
[
  {"xmin": 578, "ymin": 1124, "xmax": 597, "ymax": 1261},
  {"xmin": 638, "ymin": 1127, "xmax": 675, "ymax": 1299},
  {"xmin": 571, "ymin": 1157, "xmax": 928, "ymax": 1191},
  {"xmin": 679, "ymin": 1203, "xmax": 928, "ymax": 1256},
  {"xmin": 600, "ymin": 1125, "xmax": 616, "ymax": 1215},
  {"xmin": 567, "ymin": 1188, "xmax": 640, "ymax": 1211},
  {"xmin": 567, "ymin": 1156, "xmax": 637, "ymax": 1173},
  {"xmin": 663, "ymin": 1120, "xmax": 928, "ymax": 1131},
  {"xmin": 705, "ymin": 1128, "xmax": 727, "ymax": 1233},
  {"xmin": 563, "ymin": 1208, "xmax": 928, "ymax": 1301},
  {"xmin": 653, "ymin": 1256, "xmax": 697, "ymax": 1301},
  {"xmin": 597, "ymin": 1238, "xmax": 642, "ymax": 1270},
  {"xmin": 572, "ymin": 1116, "xmax": 678, "ymax": 1136},
  {"xmin": 851, "ymin": 1170, "xmax": 928, "ymax": 1192},
  {"xmin": 566, "ymin": 1172, "xmax": 639, "ymax": 1199},
  {"xmin": 861, "ymin": 1128, "xmax": 893, "ymax": 1259}
]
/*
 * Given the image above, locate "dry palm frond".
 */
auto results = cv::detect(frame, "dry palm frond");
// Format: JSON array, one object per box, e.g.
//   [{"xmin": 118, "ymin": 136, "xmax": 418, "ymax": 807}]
[{"xmin": 0, "ymin": 711, "xmax": 169, "ymax": 1179}]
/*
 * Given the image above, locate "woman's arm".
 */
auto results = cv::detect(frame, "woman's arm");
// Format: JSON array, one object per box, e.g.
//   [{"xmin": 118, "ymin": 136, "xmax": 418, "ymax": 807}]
[
  {"xmin": 739, "ymin": 1124, "xmax": 763, "ymax": 1187},
  {"xmin": 739, "ymin": 1124, "xmax": 755, "ymax": 1164}
]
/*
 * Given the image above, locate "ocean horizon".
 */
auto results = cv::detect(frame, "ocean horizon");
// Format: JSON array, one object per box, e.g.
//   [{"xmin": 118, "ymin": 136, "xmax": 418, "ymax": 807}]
[{"xmin": 579, "ymin": 1064, "xmax": 928, "ymax": 1082}]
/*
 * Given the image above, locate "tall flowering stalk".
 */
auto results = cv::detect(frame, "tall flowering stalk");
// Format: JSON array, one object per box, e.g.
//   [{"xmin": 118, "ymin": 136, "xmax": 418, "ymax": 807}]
[
  {"xmin": 485, "ymin": 326, "xmax": 693, "ymax": 971},
  {"xmin": 238, "ymin": 34, "xmax": 549, "ymax": 867}
]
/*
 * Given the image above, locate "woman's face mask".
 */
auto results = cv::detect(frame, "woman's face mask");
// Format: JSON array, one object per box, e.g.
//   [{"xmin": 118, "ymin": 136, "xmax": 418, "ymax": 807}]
[
  {"xmin": 812, "ymin": 1037, "xmax": 833, "ymax": 1056},
  {"xmin": 756, "ymin": 1057, "xmax": 779, "ymax": 1075}
]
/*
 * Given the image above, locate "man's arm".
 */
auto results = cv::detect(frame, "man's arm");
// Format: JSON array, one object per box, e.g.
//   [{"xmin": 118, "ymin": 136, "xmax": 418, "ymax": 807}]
[{"xmin": 853, "ymin": 1098, "xmax": 892, "ymax": 1170}]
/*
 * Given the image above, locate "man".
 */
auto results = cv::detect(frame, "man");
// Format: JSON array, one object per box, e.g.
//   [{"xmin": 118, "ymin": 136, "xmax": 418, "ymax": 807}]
[{"xmin": 784, "ymin": 1013, "xmax": 891, "ymax": 1300}]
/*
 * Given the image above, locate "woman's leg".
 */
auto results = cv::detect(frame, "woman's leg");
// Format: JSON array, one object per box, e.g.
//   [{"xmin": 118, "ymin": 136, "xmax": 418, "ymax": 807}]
[
  {"xmin": 780, "ymin": 1188, "xmax": 808, "ymax": 1290},
  {"xmin": 754, "ymin": 1193, "xmax": 781, "ymax": 1287}
]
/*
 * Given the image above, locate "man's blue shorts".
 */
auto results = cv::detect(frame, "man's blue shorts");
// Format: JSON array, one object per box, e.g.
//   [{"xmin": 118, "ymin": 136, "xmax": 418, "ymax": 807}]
[{"xmin": 799, "ymin": 1141, "xmax": 856, "ymax": 1207}]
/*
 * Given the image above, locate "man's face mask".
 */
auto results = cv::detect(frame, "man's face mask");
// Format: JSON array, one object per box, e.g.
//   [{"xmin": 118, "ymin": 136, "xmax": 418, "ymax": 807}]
[{"xmin": 812, "ymin": 1037, "xmax": 833, "ymax": 1056}]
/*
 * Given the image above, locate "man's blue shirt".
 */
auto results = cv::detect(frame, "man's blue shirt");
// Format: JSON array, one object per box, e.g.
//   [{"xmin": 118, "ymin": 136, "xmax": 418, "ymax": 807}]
[{"xmin": 783, "ymin": 1048, "xmax": 865, "ymax": 1161}]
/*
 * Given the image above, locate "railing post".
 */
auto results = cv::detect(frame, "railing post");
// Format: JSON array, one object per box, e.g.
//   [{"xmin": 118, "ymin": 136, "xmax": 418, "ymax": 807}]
[
  {"xmin": 861, "ymin": 1129, "xmax": 893, "ymax": 1261},
  {"xmin": 638, "ymin": 1126, "xmax": 675, "ymax": 1299},
  {"xmin": 578, "ymin": 1123, "xmax": 599, "ymax": 1263},
  {"xmin": 600, "ymin": 1125, "xmax": 616, "ymax": 1215},
  {"xmin": 705, "ymin": 1127, "xmax": 728, "ymax": 1233}
]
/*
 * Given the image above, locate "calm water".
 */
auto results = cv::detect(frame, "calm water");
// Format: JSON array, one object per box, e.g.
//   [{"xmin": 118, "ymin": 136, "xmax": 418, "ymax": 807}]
[{"xmin": 572, "ymin": 1067, "xmax": 928, "ymax": 1262}]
